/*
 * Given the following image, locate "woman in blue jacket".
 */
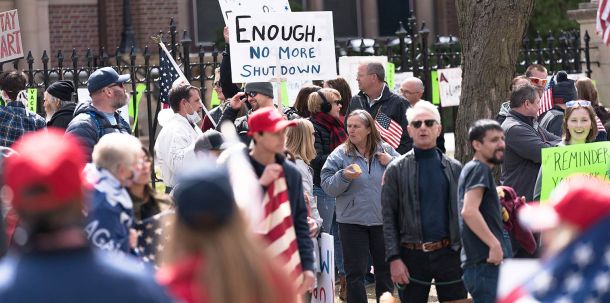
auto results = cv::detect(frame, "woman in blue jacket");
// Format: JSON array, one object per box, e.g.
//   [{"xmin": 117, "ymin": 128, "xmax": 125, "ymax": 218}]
[{"xmin": 321, "ymin": 109, "xmax": 399, "ymax": 303}]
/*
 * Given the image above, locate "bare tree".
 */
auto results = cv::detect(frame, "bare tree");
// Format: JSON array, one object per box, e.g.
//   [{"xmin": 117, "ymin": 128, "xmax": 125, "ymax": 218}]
[{"xmin": 454, "ymin": 0, "xmax": 535, "ymax": 164}]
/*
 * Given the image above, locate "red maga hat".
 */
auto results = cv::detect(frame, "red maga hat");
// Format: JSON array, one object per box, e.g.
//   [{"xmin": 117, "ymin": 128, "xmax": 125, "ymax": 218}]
[{"xmin": 4, "ymin": 129, "xmax": 87, "ymax": 213}]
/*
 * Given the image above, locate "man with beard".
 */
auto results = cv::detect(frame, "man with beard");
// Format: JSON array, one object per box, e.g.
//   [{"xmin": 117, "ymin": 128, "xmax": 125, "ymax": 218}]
[
  {"xmin": 66, "ymin": 67, "xmax": 131, "ymax": 161},
  {"xmin": 458, "ymin": 119, "xmax": 510, "ymax": 303},
  {"xmin": 382, "ymin": 101, "xmax": 467, "ymax": 303},
  {"xmin": 44, "ymin": 80, "xmax": 76, "ymax": 129}
]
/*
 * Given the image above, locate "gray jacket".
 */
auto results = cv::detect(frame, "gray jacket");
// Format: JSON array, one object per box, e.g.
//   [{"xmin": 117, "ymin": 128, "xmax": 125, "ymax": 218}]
[
  {"xmin": 381, "ymin": 149, "xmax": 463, "ymax": 261},
  {"xmin": 321, "ymin": 142, "xmax": 399, "ymax": 226},
  {"xmin": 501, "ymin": 110, "xmax": 560, "ymax": 201}
]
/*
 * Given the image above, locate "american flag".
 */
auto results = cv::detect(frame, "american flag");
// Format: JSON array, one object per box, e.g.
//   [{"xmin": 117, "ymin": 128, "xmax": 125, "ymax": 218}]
[
  {"xmin": 595, "ymin": 115, "xmax": 606, "ymax": 133},
  {"xmin": 133, "ymin": 211, "xmax": 174, "ymax": 267},
  {"xmin": 598, "ymin": 0, "xmax": 610, "ymax": 45},
  {"xmin": 537, "ymin": 76, "xmax": 555, "ymax": 116},
  {"xmin": 499, "ymin": 215, "xmax": 610, "ymax": 303},
  {"xmin": 158, "ymin": 42, "xmax": 187, "ymax": 104},
  {"xmin": 375, "ymin": 111, "xmax": 402, "ymax": 149}
]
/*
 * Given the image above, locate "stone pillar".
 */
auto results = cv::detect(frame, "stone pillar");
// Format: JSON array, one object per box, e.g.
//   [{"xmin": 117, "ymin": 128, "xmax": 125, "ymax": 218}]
[
  {"xmin": 308, "ymin": 0, "xmax": 323, "ymax": 11},
  {"xmin": 361, "ymin": 0, "xmax": 378, "ymax": 37},
  {"xmin": 0, "ymin": 0, "xmax": 14, "ymax": 13},
  {"xmin": 568, "ymin": 0, "xmax": 610, "ymax": 105},
  {"xmin": 16, "ymin": 0, "xmax": 51, "ymax": 69}
]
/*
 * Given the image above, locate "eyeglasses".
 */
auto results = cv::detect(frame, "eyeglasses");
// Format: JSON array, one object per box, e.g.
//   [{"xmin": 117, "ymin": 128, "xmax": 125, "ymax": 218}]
[
  {"xmin": 528, "ymin": 77, "xmax": 547, "ymax": 87},
  {"xmin": 399, "ymin": 88, "xmax": 419, "ymax": 95},
  {"xmin": 566, "ymin": 100, "xmax": 592, "ymax": 107},
  {"xmin": 245, "ymin": 91, "xmax": 258, "ymax": 98},
  {"xmin": 411, "ymin": 119, "xmax": 437, "ymax": 128}
]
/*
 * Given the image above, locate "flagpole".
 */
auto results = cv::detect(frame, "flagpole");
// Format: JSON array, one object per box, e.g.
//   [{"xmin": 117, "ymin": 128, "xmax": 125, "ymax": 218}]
[{"xmin": 158, "ymin": 42, "xmax": 217, "ymax": 128}]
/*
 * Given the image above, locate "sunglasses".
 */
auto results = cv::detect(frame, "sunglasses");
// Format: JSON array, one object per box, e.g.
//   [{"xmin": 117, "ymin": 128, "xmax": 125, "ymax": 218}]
[
  {"xmin": 245, "ymin": 91, "xmax": 258, "ymax": 97},
  {"xmin": 411, "ymin": 119, "xmax": 437, "ymax": 129},
  {"xmin": 566, "ymin": 100, "xmax": 591, "ymax": 107},
  {"xmin": 333, "ymin": 100, "xmax": 342, "ymax": 106},
  {"xmin": 528, "ymin": 77, "xmax": 547, "ymax": 86}
]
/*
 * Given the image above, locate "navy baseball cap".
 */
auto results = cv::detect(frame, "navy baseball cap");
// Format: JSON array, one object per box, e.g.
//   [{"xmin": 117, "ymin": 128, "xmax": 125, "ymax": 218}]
[
  {"xmin": 87, "ymin": 67, "xmax": 130, "ymax": 93},
  {"xmin": 173, "ymin": 164, "xmax": 236, "ymax": 229}
]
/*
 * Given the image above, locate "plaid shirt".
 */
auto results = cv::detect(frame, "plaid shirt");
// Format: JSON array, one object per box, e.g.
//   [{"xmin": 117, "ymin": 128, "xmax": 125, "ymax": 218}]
[{"xmin": 0, "ymin": 101, "xmax": 46, "ymax": 147}]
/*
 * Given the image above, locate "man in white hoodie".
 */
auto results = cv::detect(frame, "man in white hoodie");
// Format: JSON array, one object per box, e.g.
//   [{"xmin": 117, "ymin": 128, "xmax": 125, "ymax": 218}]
[{"xmin": 154, "ymin": 82, "xmax": 203, "ymax": 193}]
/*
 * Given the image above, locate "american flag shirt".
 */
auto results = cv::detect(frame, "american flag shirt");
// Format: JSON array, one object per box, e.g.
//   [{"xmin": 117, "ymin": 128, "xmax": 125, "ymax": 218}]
[{"xmin": 0, "ymin": 101, "xmax": 46, "ymax": 147}]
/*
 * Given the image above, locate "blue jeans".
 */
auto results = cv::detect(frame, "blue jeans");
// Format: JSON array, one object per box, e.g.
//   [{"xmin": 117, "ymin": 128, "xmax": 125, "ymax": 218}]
[
  {"xmin": 462, "ymin": 263, "xmax": 500, "ymax": 303},
  {"xmin": 314, "ymin": 186, "xmax": 345, "ymax": 277}
]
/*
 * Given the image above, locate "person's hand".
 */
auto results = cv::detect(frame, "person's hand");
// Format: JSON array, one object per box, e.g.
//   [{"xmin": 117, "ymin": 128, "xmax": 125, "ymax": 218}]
[
  {"xmin": 376, "ymin": 151, "xmax": 392, "ymax": 166},
  {"xmin": 307, "ymin": 216, "xmax": 319, "ymax": 238},
  {"xmin": 487, "ymin": 241, "xmax": 504, "ymax": 265},
  {"xmin": 229, "ymin": 92, "xmax": 246, "ymax": 110},
  {"xmin": 223, "ymin": 26, "xmax": 229, "ymax": 43},
  {"xmin": 390, "ymin": 259, "xmax": 410, "ymax": 285},
  {"xmin": 297, "ymin": 270, "xmax": 316, "ymax": 294},
  {"xmin": 343, "ymin": 164, "xmax": 362, "ymax": 180},
  {"xmin": 259, "ymin": 163, "xmax": 282, "ymax": 186}
]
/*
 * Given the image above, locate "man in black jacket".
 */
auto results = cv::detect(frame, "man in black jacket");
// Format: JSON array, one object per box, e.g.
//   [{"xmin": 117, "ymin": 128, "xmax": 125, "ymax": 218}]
[
  {"xmin": 246, "ymin": 107, "xmax": 315, "ymax": 294},
  {"xmin": 381, "ymin": 101, "xmax": 466, "ymax": 303},
  {"xmin": 346, "ymin": 62, "xmax": 411, "ymax": 153}
]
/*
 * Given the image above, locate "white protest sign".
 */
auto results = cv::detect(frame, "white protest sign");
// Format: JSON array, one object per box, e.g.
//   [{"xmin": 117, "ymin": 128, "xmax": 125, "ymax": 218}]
[
  {"xmin": 271, "ymin": 80, "xmax": 312, "ymax": 106},
  {"xmin": 311, "ymin": 233, "xmax": 335, "ymax": 303},
  {"xmin": 218, "ymin": 0, "xmax": 290, "ymax": 24},
  {"xmin": 392, "ymin": 72, "xmax": 414, "ymax": 95},
  {"xmin": 229, "ymin": 12, "xmax": 337, "ymax": 83},
  {"xmin": 0, "ymin": 9, "xmax": 23, "ymax": 63},
  {"xmin": 338, "ymin": 56, "xmax": 388, "ymax": 97},
  {"xmin": 437, "ymin": 67, "xmax": 462, "ymax": 107}
]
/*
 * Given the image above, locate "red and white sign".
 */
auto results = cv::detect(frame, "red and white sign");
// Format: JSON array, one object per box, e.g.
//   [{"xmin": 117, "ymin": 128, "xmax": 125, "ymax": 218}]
[{"xmin": 0, "ymin": 9, "xmax": 23, "ymax": 63}]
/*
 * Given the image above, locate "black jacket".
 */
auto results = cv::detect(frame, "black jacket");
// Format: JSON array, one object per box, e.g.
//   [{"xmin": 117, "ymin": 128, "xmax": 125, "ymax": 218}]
[
  {"xmin": 218, "ymin": 107, "xmax": 251, "ymax": 145},
  {"xmin": 65, "ymin": 102, "xmax": 131, "ymax": 162},
  {"xmin": 308, "ymin": 117, "xmax": 332, "ymax": 187},
  {"xmin": 347, "ymin": 86, "xmax": 412, "ymax": 154},
  {"xmin": 47, "ymin": 102, "xmax": 76, "ymax": 129},
  {"xmin": 381, "ymin": 149, "xmax": 463, "ymax": 261},
  {"xmin": 248, "ymin": 153, "xmax": 314, "ymax": 272},
  {"xmin": 219, "ymin": 45, "xmax": 242, "ymax": 99}
]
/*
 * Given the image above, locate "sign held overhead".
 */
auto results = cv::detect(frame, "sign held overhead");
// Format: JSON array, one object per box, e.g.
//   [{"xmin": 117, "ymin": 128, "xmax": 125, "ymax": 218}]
[{"xmin": 0, "ymin": 9, "xmax": 23, "ymax": 63}]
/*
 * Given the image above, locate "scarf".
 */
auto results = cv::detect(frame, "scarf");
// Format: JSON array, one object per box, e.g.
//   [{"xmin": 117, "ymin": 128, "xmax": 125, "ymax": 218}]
[
  {"xmin": 311, "ymin": 112, "xmax": 347, "ymax": 150},
  {"xmin": 257, "ymin": 168, "xmax": 302, "ymax": 280}
]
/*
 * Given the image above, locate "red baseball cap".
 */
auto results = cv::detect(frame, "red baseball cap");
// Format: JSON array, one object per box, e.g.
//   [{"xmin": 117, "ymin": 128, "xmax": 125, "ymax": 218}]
[
  {"xmin": 4, "ymin": 129, "xmax": 87, "ymax": 213},
  {"xmin": 247, "ymin": 107, "xmax": 296, "ymax": 136},
  {"xmin": 519, "ymin": 174, "xmax": 610, "ymax": 231}
]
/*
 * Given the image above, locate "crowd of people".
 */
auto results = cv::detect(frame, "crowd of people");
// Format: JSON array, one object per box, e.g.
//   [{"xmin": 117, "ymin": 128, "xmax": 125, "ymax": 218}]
[{"xmin": 0, "ymin": 29, "xmax": 607, "ymax": 303}]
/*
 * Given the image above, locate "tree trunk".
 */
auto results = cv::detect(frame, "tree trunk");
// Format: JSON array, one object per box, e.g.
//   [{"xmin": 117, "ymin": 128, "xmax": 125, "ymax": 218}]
[{"xmin": 454, "ymin": 0, "xmax": 535, "ymax": 164}]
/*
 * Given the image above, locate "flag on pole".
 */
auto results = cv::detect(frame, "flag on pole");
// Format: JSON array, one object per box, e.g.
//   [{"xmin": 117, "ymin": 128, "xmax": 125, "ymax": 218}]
[
  {"xmin": 158, "ymin": 42, "xmax": 216, "ymax": 127},
  {"xmin": 597, "ymin": 0, "xmax": 610, "ymax": 45},
  {"xmin": 374, "ymin": 111, "xmax": 402, "ymax": 149},
  {"xmin": 499, "ymin": 215, "xmax": 610, "ymax": 303},
  {"xmin": 537, "ymin": 76, "xmax": 555, "ymax": 116}
]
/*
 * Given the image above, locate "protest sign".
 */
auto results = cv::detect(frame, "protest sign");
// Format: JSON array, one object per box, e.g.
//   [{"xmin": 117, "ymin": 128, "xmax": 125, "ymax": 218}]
[
  {"xmin": 386, "ymin": 62, "xmax": 395, "ymax": 90},
  {"xmin": 0, "ymin": 9, "xmax": 23, "ymax": 63},
  {"xmin": 228, "ymin": 12, "xmax": 337, "ymax": 83},
  {"xmin": 437, "ymin": 67, "xmax": 462, "ymax": 107},
  {"xmin": 311, "ymin": 232, "xmax": 334, "ymax": 303},
  {"xmin": 390, "ymin": 71, "xmax": 414, "ymax": 95},
  {"xmin": 26, "ymin": 88, "xmax": 37, "ymax": 113},
  {"xmin": 431, "ymin": 70, "xmax": 440, "ymax": 105},
  {"xmin": 338, "ymin": 56, "xmax": 388, "ymax": 96},
  {"xmin": 540, "ymin": 142, "xmax": 610, "ymax": 201},
  {"xmin": 128, "ymin": 84, "xmax": 146, "ymax": 132},
  {"xmin": 273, "ymin": 80, "xmax": 312, "ymax": 107},
  {"xmin": 218, "ymin": 0, "xmax": 290, "ymax": 24}
]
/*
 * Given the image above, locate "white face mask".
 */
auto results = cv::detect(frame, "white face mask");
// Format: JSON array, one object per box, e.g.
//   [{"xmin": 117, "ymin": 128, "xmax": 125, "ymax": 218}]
[{"xmin": 186, "ymin": 102, "xmax": 202, "ymax": 124}]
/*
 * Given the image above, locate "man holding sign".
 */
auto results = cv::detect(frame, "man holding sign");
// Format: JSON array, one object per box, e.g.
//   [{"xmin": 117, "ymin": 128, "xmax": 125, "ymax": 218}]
[{"xmin": 0, "ymin": 71, "xmax": 45, "ymax": 147}]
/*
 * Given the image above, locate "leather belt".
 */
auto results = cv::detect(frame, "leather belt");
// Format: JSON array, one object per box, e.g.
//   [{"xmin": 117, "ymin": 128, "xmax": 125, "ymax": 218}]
[{"xmin": 401, "ymin": 238, "xmax": 450, "ymax": 252}]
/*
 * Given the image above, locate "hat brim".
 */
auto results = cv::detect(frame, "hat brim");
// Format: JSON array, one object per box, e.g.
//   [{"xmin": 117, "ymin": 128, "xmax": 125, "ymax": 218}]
[
  {"xmin": 518, "ymin": 203, "xmax": 559, "ymax": 232},
  {"xmin": 116, "ymin": 74, "xmax": 131, "ymax": 83}
]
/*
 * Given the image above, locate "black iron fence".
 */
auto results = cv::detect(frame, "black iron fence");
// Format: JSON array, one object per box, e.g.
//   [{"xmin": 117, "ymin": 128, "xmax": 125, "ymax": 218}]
[{"xmin": 1, "ymin": 13, "xmax": 593, "ymax": 151}]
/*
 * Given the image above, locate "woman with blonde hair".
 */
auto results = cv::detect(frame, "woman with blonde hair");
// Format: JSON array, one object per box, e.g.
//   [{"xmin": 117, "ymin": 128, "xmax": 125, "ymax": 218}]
[
  {"xmin": 321, "ymin": 109, "xmax": 399, "ymax": 302},
  {"xmin": 157, "ymin": 165, "xmax": 297, "ymax": 303}
]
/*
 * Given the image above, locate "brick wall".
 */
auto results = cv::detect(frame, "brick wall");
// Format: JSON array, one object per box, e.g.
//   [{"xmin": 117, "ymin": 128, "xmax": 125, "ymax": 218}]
[{"xmin": 48, "ymin": 4, "xmax": 99, "ymax": 65}]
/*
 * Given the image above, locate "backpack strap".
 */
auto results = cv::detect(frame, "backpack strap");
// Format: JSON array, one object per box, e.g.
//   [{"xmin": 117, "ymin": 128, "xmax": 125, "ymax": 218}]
[{"xmin": 86, "ymin": 111, "xmax": 104, "ymax": 140}]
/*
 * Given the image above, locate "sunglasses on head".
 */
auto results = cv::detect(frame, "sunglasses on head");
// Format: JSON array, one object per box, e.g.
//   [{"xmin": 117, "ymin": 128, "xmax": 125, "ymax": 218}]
[
  {"xmin": 411, "ymin": 119, "xmax": 436, "ymax": 128},
  {"xmin": 528, "ymin": 77, "xmax": 547, "ymax": 86},
  {"xmin": 566, "ymin": 100, "xmax": 591, "ymax": 107}
]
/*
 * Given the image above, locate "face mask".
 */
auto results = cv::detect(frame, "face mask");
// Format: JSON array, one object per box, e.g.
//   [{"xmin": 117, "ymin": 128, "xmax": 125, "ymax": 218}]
[{"xmin": 186, "ymin": 102, "xmax": 202, "ymax": 124}]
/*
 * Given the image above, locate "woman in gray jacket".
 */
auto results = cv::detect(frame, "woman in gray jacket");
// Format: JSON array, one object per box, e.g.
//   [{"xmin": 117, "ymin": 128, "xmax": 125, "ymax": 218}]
[{"xmin": 321, "ymin": 109, "xmax": 399, "ymax": 303}]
